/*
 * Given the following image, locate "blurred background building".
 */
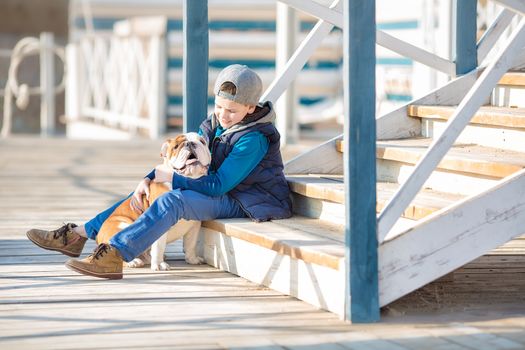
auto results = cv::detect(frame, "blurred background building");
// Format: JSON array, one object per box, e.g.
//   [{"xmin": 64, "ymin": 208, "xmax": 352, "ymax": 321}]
[{"xmin": 0, "ymin": 0, "xmax": 506, "ymax": 139}]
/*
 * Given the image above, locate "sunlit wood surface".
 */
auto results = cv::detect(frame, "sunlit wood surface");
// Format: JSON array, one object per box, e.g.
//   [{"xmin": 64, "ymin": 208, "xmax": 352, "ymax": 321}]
[{"xmin": 1, "ymin": 136, "xmax": 524, "ymax": 350}]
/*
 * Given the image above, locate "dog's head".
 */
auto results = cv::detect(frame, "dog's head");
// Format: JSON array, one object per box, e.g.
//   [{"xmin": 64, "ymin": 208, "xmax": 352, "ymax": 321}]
[{"xmin": 160, "ymin": 132, "xmax": 211, "ymax": 179}]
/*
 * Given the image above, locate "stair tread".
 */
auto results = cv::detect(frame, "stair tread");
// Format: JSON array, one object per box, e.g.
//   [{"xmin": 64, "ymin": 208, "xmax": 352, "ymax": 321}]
[
  {"xmin": 498, "ymin": 72, "xmax": 525, "ymax": 87},
  {"xmin": 377, "ymin": 138, "xmax": 525, "ymax": 177},
  {"xmin": 202, "ymin": 215, "xmax": 345, "ymax": 270},
  {"xmin": 287, "ymin": 174, "xmax": 464, "ymax": 220},
  {"xmin": 408, "ymin": 104, "xmax": 525, "ymax": 128},
  {"xmin": 337, "ymin": 138, "xmax": 525, "ymax": 178}
]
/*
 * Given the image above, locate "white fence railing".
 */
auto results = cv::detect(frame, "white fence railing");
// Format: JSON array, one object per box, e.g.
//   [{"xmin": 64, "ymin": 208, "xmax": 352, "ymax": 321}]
[{"xmin": 66, "ymin": 17, "xmax": 167, "ymax": 139}]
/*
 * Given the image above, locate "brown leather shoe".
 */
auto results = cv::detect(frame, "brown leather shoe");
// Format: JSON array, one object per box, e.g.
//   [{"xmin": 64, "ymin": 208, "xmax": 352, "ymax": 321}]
[
  {"xmin": 65, "ymin": 243, "xmax": 123, "ymax": 279},
  {"xmin": 27, "ymin": 223, "xmax": 87, "ymax": 257}
]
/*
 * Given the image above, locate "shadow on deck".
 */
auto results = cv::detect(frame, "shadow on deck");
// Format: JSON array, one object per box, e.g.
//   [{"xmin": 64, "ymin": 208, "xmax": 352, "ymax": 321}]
[{"xmin": 0, "ymin": 136, "xmax": 524, "ymax": 349}]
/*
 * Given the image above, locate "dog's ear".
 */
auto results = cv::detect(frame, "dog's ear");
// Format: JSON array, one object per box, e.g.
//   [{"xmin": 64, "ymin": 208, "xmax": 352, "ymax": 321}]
[
  {"xmin": 160, "ymin": 141, "xmax": 171, "ymax": 158},
  {"xmin": 198, "ymin": 135, "xmax": 208, "ymax": 147}
]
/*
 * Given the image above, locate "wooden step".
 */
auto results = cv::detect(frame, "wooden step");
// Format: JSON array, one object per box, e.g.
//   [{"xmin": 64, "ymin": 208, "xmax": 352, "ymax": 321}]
[
  {"xmin": 202, "ymin": 216, "xmax": 345, "ymax": 270},
  {"xmin": 498, "ymin": 72, "xmax": 525, "ymax": 87},
  {"xmin": 287, "ymin": 175, "xmax": 464, "ymax": 221},
  {"xmin": 336, "ymin": 138, "xmax": 525, "ymax": 179},
  {"xmin": 408, "ymin": 105, "xmax": 525, "ymax": 129},
  {"xmin": 200, "ymin": 216, "xmax": 346, "ymax": 316}
]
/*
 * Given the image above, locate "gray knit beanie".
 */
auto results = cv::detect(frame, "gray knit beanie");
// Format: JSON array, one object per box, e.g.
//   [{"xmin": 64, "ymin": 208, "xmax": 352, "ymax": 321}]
[{"xmin": 213, "ymin": 64, "xmax": 263, "ymax": 106}]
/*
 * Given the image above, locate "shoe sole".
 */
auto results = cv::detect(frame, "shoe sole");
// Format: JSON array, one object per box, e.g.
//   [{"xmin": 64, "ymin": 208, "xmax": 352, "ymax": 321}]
[
  {"xmin": 65, "ymin": 261, "xmax": 123, "ymax": 280},
  {"xmin": 26, "ymin": 232, "xmax": 81, "ymax": 258}
]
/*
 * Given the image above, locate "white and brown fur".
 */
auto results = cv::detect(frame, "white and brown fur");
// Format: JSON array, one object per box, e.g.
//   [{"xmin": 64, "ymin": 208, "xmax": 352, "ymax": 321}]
[{"xmin": 96, "ymin": 132, "xmax": 211, "ymax": 270}]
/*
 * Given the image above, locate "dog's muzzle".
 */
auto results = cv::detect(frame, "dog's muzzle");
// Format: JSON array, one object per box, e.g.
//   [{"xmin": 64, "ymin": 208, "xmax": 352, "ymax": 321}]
[{"xmin": 170, "ymin": 141, "xmax": 211, "ymax": 178}]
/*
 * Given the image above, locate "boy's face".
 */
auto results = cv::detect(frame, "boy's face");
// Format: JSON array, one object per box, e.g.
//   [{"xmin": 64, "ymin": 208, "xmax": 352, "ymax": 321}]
[{"xmin": 214, "ymin": 95, "xmax": 256, "ymax": 129}]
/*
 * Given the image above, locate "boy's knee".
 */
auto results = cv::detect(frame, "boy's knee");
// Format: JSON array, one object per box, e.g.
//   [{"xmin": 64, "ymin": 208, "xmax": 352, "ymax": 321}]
[{"xmin": 155, "ymin": 190, "xmax": 184, "ymax": 211}]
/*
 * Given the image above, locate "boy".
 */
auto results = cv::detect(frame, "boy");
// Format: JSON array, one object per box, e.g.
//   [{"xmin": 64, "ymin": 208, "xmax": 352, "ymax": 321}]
[{"xmin": 26, "ymin": 64, "xmax": 292, "ymax": 279}]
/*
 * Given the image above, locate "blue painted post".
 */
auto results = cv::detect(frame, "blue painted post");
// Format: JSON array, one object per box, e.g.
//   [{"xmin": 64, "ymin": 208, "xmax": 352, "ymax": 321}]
[
  {"xmin": 455, "ymin": 0, "xmax": 477, "ymax": 75},
  {"xmin": 183, "ymin": 0, "xmax": 209, "ymax": 133},
  {"xmin": 343, "ymin": 0, "xmax": 379, "ymax": 323}
]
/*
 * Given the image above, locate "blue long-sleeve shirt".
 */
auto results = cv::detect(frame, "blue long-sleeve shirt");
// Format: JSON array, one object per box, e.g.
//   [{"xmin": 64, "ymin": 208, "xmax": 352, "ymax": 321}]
[{"xmin": 146, "ymin": 126, "xmax": 269, "ymax": 197}]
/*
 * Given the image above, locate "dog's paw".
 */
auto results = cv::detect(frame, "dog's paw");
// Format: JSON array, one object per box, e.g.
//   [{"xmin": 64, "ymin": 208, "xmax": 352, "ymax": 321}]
[
  {"xmin": 185, "ymin": 255, "xmax": 205, "ymax": 265},
  {"xmin": 151, "ymin": 261, "xmax": 171, "ymax": 271},
  {"xmin": 127, "ymin": 258, "xmax": 146, "ymax": 268}
]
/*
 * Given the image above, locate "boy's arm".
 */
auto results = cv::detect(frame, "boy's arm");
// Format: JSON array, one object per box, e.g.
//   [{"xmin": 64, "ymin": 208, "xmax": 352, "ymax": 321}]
[{"xmin": 168, "ymin": 132, "xmax": 269, "ymax": 196}]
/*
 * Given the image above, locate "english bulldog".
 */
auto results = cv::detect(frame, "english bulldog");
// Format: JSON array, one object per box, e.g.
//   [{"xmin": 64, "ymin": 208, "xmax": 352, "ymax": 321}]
[{"xmin": 96, "ymin": 132, "xmax": 211, "ymax": 270}]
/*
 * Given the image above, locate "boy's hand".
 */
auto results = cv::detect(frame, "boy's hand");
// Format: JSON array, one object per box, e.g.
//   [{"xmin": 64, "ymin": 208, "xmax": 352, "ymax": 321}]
[
  {"xmin": 130, "ymin": 178, "xmax": 151, "ymax": 213},
  {"xmin": 153, "ymin": 164, "xmax": 174, "ymax": 184}
]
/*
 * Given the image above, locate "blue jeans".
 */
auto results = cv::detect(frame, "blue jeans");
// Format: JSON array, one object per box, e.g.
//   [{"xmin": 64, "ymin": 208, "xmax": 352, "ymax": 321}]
[{"xmin": 83, "ymin": 190, "xmax": 246, "ymax": 262}]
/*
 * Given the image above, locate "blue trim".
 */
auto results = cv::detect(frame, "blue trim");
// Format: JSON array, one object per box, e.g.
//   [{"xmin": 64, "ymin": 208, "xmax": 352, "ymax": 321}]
[
  {"xmin": 74, "ymin": 17, "xmax": 324, "ymax": 33},
  {"xmin": 169, "ymin": 58, "xmax": 341, "ymax": 70},
  {"xmin": 208, "ymin": 20, "xmax": 275, "ymax": 31},
  {"xmin": 299, "ymin": 97, "xmax": 326, "ymax": 105},
  {"xmin": 385, "ymin": 93, "xmax": 412, "ymax": 102},
  {"xmin": 183, "ymin": 0, "xmax": 209, "ymax": 133},
  {"xmin": 343, "ymin": 0, "xmax": 379, "ymax": 323},
  {"xmin": 455, "ymin": 0, "xmax": 477, "ymax": 75},
  {"xmin": 169, "ymin": 95, "xmax": 328, "ymax": 107},
  {"xmin": 376, "ymin": 57, "xmax": 412, "ymax": 66},
  {"xmin": 73, "ymin": 17, "xmax": 116, "ymax": 30},
  {"xmin": 377, "ymin": 20, "xmax": 418, "ymax": 31}
]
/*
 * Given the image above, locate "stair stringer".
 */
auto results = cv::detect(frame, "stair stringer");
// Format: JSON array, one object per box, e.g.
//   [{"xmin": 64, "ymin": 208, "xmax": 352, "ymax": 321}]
[
  {"xmin": 378, "ymin": 168, "xmax": 525, "ymax": 306},
  {"xmin": 284, "ymin": 136, "xmax": 343, "ymax": 175}
]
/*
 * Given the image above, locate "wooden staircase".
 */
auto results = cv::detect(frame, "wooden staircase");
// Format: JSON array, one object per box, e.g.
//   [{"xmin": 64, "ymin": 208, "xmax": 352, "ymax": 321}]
[{"xmin": 200, "ymin": 71, "xmax": 525, "ymax": 318}]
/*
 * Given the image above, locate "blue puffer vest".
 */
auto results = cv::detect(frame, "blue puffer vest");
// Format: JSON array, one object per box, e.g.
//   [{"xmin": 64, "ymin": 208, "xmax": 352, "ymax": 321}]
[{"xmin": 200, "ymin": 106, "xmax": 292, "ymax": 222}]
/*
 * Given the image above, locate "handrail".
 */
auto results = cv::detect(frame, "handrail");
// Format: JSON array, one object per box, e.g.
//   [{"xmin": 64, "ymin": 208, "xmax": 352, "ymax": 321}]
[
  {"xmin": 477, "ymin": 8, "xmax": 516, "ymax": 64},
  {"xmin": 279, "ymin": 0, "xmax": 455, "ymax": 75},
  {"xmin": 497, "ymin": 0, "xmax": 525, "ymax": 15},
  {"xmin": 261, "ymin": 0, "xmax": 339, "ymax": 104},
  {"xmin": 261, "ymin": 14, "xmax": 336, "ymax": 103},
  {"xmin": 377, "ymin": 17, "xmax": 525, "ymax": 243}
]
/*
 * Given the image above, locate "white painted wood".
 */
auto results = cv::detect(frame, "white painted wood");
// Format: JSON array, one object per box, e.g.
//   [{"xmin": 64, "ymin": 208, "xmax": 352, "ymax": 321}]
[
  {"xmin": 276, "ymin": 2, "xmax": 299, "ymax": 145},
  {"xmin": 40, "ymin": 32, "xmax": 56, "ymax": 137},
  {"xmin": 492, "ymin": 85, "xmax": 525, "ymax": 108},
  {"xmin": 279, "ymin": 0, "xmax": 342, "ymax": 27},
  {"xmin": 65, "ymin": 44, "xmax": 81, "ymax": 121},
  {"xmin": 261, "ymin": 15, "xmax": 335, "ymax": 104},
  {"xmin": 377, "ymin": 159, "xmax": 499, "ymax": 196},
  {"xmin": 422, "ymin": 118, "xmax": 525, "ymax": 153},
  {"xmin": 148, "ymin": 35, "xmax": 166, "ymax": 139},
  {"xmin": 376, "ymin": 68, "xmax": 478, "ymax": 140},
  {"xmin": 202, "ymin": 227, "xmax": 346, "ymax": 318},
  {"xmin": 495, "ymin": 0, "xmax": 525, "ymax": 16},
  {"xmin": 282, "ymin": 0, "xmax": 455, "ymax": 75},
  {"xmin": 376, "ymin": 30, "xmax": 455, "ymax": 75},
  {"xmin": 477, "ymin": 8, "xmax": 516, "ymax": 65},
  {"xmin": 72, "ymin": 17, "xmax": 167, "ymax": 139},
  {"xmin": 378, "ymin": 19, "xmax": 525, "ymax": 243},
  {"xmin": 379, "ymin": 168, "xmax": 525, "ymax": 306},
  {"xmin": 284, "ymin": 135, "xmax": 343, "ymax": 175}
]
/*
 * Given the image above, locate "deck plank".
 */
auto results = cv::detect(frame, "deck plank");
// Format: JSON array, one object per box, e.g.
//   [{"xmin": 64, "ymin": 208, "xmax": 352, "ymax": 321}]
[{"xmin": 1, "ymin": 136, "xmax": 525, "ymax": 349}]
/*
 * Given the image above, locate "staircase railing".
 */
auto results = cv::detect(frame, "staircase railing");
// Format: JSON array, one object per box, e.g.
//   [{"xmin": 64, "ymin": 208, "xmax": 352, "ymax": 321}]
[
  {"xmin": 272, "ymin": 0, "xmax": 522, "ymax": 244},
  {"xmin": 181, "ymin": 0, "xmax": 521, "ymax": 322},
  {"xmin": 377, "ymin": 2, "xmax": 525, "ymax": 242}
]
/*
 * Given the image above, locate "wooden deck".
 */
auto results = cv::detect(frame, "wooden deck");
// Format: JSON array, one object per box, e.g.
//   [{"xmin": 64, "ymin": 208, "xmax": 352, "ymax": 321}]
[{"xmin": 1, "ymin": 136, "xmax": 525, "ymax": 350}]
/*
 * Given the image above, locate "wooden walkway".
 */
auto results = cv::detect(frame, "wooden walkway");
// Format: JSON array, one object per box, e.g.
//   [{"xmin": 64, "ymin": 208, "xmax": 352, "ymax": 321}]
[{"xmin": 1, "ymin": 136, "xmax": 525, "ymax": 350}]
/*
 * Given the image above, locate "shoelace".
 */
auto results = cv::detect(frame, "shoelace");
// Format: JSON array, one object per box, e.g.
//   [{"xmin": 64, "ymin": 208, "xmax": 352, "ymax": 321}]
[
  {"xmin": 90, "ymin": 244, "xmax": 110, "ymax": 260},
  {"xmin": 52, "ymin": 223, "xmax": 73, "ymax": 246}
]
